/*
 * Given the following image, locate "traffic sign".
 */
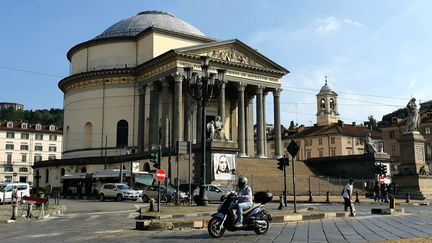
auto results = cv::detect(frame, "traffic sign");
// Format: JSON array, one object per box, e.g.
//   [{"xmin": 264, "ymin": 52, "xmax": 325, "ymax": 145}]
[
  {"xmin": 379, "ymin": 176, "xmax": 385, "ymax": 184},
  {"xmin": 156, "ymin": 169, "xmax": 166, "ymax": 182},
  {"xmin": 13, "ymin": 172, "xmax": 17, "ymax": 177},
  {"xmin": 287, "ymin": 140, "xmax": 300, "ymax": 158}
]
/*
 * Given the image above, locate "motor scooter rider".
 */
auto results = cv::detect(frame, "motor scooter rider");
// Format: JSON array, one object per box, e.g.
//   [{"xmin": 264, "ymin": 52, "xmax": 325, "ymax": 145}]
[{"xmin": 233, "ymin": 176, "xmax": 253, "ymax": 228}]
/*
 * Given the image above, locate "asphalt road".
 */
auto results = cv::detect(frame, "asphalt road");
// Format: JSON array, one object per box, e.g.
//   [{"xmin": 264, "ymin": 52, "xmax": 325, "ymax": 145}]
[{"xmin": 1, "ymin": 200, "xmax": 432, "ymax": 242}]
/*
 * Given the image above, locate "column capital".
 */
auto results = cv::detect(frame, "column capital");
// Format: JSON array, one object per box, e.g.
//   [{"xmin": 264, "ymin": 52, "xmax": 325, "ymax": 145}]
[
  {"xmin": 237, "ymin": 82, "xmax": 246, "ymax": 92},
  {"xmin": 148, "ymin": 83, "xmax": 159, "ymax": 92},
  {"xmin": 256, "ymin": 86, "xmax": 264, "ymax": 95},
  {"xmin": 273, "ymin": 88, "xmax": 282, "ymax": 97},
  {"xmin": 161, "ymin": 78, "xmax": 170, "ymax": 87},
  {"xmin": 172, "ymin": 72, "xmax": 183, "ymax": 83}
]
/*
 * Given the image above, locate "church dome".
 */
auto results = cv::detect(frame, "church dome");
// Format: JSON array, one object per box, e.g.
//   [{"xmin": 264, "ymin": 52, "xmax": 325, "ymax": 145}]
[
  {"xmin": 318, "ymin": 77, "xmax": 337, "ymax": 95},
  {"xmin": 94, "ymin": 11, "xmax": 205, "ymax": 39}
]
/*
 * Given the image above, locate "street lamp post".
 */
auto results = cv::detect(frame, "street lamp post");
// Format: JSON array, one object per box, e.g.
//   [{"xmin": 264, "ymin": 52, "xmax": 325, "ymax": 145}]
[{"xmin": 184, "ymin": 56, "xmax": 226, "ymax": 206}]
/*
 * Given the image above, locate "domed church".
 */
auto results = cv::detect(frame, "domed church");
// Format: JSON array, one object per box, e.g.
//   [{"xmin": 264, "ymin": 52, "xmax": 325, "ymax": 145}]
[{"xmin": 33, "ymin": 11, "xmax": 289, "ymax": 191}]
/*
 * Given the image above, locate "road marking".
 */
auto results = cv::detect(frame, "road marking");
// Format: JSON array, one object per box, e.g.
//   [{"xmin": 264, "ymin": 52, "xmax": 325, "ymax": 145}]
[
  {"xmin": 94, "ymin": 229, "xmax": 124, "ymax": 234},
  {"xmin": 87, "ymin": 210, "xmax": 135, "ymax": 215},
  {"xmin": 26, "ymin": 232, "xmax": 62, "ymax": 238}
]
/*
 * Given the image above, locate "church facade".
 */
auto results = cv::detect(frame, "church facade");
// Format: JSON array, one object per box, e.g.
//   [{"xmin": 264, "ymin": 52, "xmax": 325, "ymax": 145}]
[{"xmin": 33, "ymin": 11, "xmax": 288, "ymax": 189}]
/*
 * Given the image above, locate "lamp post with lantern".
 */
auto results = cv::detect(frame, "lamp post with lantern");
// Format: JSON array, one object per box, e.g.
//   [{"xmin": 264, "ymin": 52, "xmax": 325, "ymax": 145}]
[{"xmin": 183, "ymin": 56, "xmax": 226, "ymax": 206}]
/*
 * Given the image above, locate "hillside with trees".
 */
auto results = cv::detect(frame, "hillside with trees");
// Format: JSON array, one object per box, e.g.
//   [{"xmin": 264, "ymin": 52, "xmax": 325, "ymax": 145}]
[{"xmin": 0, "ymin": 107, "xmax": 63, "ymax": 126}]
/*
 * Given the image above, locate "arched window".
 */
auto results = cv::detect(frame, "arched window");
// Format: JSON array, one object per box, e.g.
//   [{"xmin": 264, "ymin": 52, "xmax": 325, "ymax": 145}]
[
  {"xmin": 320, "ymin": 98, "xmax": 326, "ymax": 110},
  {"xmin": 144, "ymin": 163, "xmax": 150, "ymax": 172},
  {"xmin": 116, "ymin": 120, "xmax": 128, "ymax": 148},
  {"xmin": 329, "ymin": 98, "xmax": 335, "ymax": 110},
  {"xmin": 81, "ymin": 167, "xmax": 87, "ymax": 173},
  {"xmin": 84, "ymin": 122, "xmax": 93, "ymax": 148},
  {"xmin": 61, "ymin": 168, "xmax": 65, "ymax": 176}
]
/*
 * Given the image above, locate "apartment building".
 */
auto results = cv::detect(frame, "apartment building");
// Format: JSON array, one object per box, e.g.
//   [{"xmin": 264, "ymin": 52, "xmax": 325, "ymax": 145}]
[{"xmin": 0, "ymin": 121, "xmax": 62, "ymax": 184}]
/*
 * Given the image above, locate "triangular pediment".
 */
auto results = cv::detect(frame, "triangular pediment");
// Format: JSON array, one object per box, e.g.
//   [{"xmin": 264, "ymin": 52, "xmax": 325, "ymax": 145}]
[{"xmin": 174, "ymin": 39, "xmax": 289, "ymax": 74}]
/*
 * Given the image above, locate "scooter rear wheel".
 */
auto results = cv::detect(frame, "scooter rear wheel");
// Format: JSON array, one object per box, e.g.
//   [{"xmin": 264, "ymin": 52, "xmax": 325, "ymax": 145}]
[
  {"xmin": 208, "ymin": 217, "xmax": 225, "ymax": 238},
  {"xmin": 254, "ymin": 219, "xmax": 269, "ymax": 234}
]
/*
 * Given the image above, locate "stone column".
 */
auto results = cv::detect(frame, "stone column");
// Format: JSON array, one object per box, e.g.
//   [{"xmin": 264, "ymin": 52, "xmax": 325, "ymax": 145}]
[
  {"xmin": 246, "ymin": 96, "xmax": 254, "ymax": 157},
  {"xmin": 256, "ymin": 86, "xmax": 265, "ymax": 158},
  {"xmin": 149, "ymin": 83, "xmax": 159, "ymax": 147},
  {"xmin": 218, "ymin": 81, "xmax": 226, "ymax": 125},
  {"xmin": 263, "ymin": 91, "xmax": 268, "ymax": 157},
  {"xmin": 237, "ymin": 83, "xmax": 246, "ymax": 157},
  {"xmin": 273, "ymin": 88, "xmax": 282, "ymax": 158},
  {"xmin": 184, "ymin": 95, "xmax": 191, "ymax": 142},
  {"xmin": 173, "ymin": 73, "xmax": 183, "ymax": 143},
  {"xmin": 137, "ymin": 84, "xmax": 146, "ymax": 154},
  {"xmin": 161, "ymin": 79, "xmax": 170, "ymax": 148}
]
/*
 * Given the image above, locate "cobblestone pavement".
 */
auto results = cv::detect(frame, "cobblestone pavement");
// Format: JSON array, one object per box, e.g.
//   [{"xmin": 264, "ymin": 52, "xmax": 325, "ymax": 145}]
[{"xmin": 1, "ymin": 201, "xmax": 432, "ymax": 242}]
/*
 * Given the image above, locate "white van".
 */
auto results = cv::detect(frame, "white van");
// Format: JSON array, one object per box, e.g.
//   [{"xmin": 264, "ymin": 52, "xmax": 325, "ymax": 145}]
[{"xmin": 0, "ymin": 183, "xmax": 30, "ymax": 203}]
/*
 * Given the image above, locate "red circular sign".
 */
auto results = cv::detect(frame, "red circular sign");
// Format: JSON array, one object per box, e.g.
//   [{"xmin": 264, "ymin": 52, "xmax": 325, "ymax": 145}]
[
  {"xmin": 156, "ymin": 169, "xmax": 166, "ymax": 182},
  {"xmin": 379, "ymin": 176, "xmax": 385, "ymax": 184},
  {"xmin": 13, "ymin": 172, "xmax": 17, "ymax": 177}
]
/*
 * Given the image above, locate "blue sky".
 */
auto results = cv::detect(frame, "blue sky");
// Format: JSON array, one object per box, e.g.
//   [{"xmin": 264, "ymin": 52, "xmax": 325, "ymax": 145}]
[{"xmin": 1, "ymin": 0, "xmax": 431, "ymax": 127}]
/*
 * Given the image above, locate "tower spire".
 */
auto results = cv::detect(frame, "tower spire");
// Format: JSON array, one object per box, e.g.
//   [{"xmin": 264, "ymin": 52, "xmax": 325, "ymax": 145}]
[{"xmin": 325, "ymin": 75, "xmax": 328, "ymax": 85}]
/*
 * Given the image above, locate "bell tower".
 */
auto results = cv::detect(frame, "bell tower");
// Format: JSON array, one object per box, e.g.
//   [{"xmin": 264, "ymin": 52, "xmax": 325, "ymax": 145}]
[{"xmin": 316, "ymin": 77, "xmax": 340, "ymax": 126}]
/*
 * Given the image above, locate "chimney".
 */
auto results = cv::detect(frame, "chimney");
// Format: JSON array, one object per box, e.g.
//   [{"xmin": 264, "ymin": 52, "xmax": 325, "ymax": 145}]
[
  {"xmin": 338, "ymin": 120, "xmax": 344, "ymax": 127},
  {"xmin": 352, "ymin": 122, "xmax": 356, "ymax": 126}
]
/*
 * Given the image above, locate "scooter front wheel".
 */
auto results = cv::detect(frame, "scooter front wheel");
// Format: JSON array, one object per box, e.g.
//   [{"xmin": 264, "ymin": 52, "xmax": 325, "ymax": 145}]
[{"xmin": 208, "ymin": 217, "xmax": 225, "ymax": 238}]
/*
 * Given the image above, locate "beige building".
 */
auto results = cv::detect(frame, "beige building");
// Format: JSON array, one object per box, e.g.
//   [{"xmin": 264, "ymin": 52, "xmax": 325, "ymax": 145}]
[
  {"xmin": 0, "ymin": 102, "xmax": 24, "ymax": 111},
  {"xmin": 0, "ymin": 121, "xmax": 62, "ymax": 185},
  {"xmin": 34, "ymin": 10, "xmax": 288, "ymax": 189},
  {"xmin": 267, "ymin": 81, "xmax": 382, "ymax": 160}
]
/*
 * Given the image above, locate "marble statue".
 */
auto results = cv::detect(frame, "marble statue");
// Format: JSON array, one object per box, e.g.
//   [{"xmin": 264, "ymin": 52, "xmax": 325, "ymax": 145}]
[
  {"xmin": 405, "ymin": 97, "xmax": 420, "ymax": 132},
  {"xmin": 207, "ymin": 116, "xmax": 226, "ymax": 141}
]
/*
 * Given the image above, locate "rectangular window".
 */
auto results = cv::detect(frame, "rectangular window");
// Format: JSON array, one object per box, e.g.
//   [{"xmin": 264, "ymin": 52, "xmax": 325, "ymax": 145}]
[
  {"xmin": 48, "ymin": 155, "xmax": 56, "ymax": 160},
  {"xmin": 6, "ymin": 132, "xmax": 15, "ymax": 138},
  {"xmin": 7, "ymin": 154, "xmax": 12, "ymax": 163},
  {"xmin": 318, "ymin": 150, "xmax": 323, "ymax": 157},
  {"xmin": 49, "ymin": 134, "xmax": 57, "ymax": 141},
  {"xmin": 35, "ymin": 145, "xmax": 43, "ymax": 151},
  {"xmin": 331, "ymin": 137, "xmax": 335, "ymax": 144},
  {"xmin": 331, "ymin": 149, "xmax": 336, "ymax": 156},
  {"xmin": 347, "ymin": 138, "xmax": 351, "ymax": 144},
  {"xmin": 49, "ymin": 146, "xmax": 57, "ymax": 152},
  {"xmin": 34, "ymin": 155, "xmax": 42, "ymax": 162},
  {"xmin": 21, "ymin": 154, "xmax": 27, "ymax": 162},
  {"xmin": 35, "ymin": 134, "xmax": 43, "ymax": 140},
  {"xmin": 389, "ymin": 131, "xmax": 395, "ymax": 138},
  {"xmin": 20, "ymin": 145, "xmax": 29, "ymax": 150},
  {"xmin": 21, "ymin": 133, "xmax": 29, "ymax": 139},
  {"xmin": 5, "ymin": 144, "xmax": 14, "ymax": 150},
  {"xmin": 19, "ymin": 167, "xmax": 28, "ymax": 172},
  {"xmin": 4, "ymin": 176, "xmax": 12, "ymax": 182},
  {"xmin": 425, "ymin": 127, "xmax": 431, "ymax": 135},
  {"xmin": 4, "ymin": 167, "xmax": 13, "ymax": 172},
  {"xmin": 318, "ymin": 138, "xmax": 322, "ymax": 145}
]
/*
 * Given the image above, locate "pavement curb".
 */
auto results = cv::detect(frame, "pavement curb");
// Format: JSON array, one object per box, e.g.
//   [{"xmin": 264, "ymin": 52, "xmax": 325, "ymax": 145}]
[{"xmin": 136, "ymin": 211, "xmax": 350, "ymax": 231}]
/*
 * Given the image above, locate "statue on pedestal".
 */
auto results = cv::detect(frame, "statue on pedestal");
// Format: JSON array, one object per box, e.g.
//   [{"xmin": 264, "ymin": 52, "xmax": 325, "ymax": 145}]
[
  {"xmin": 207, "ymin": 116, "xmax": 227, "ymax": 141},
  {"xmin": 405, "ymin": 97, "xmax": 420, "ymax": 133},
  {"xmin": 364, "ymin": 133, "xmax": 383, "ymax": 153}
]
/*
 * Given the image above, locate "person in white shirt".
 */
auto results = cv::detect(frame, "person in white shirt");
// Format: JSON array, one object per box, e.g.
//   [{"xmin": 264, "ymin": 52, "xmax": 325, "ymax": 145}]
[{"xmin": 342, "ymin": 178, "xmax": 355, "ymax": 216}]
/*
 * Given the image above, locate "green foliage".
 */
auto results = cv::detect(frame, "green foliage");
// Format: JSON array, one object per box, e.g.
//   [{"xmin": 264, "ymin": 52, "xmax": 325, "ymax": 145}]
[{"xmin": 0, "ymin": 107, "xmax": 63, "ymax": 126}]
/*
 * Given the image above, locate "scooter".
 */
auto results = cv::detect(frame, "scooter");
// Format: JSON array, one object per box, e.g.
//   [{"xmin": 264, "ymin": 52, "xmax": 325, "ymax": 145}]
[{"xmin": 208, "ymin": 192, "xmax": 272, "ymax": 238}]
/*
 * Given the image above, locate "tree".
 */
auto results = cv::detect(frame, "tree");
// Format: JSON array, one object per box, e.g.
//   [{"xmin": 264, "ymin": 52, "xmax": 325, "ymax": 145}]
[{"xmin": 368, "ymin": 115, "xmax": 379, "ymax": 131}]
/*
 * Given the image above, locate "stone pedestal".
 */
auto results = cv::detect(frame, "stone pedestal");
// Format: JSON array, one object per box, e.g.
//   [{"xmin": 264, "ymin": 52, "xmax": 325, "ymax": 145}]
[
  {"xmin": 392, "ymin": 132, "xmax": 432, "ymax": 199},
  {"xmin": 397, "ymin": 131, "xmax": 426, "ymax": 175},
  {"xmin": 208, "ymin": 140, "xmax": 238, "ymax": 186}
]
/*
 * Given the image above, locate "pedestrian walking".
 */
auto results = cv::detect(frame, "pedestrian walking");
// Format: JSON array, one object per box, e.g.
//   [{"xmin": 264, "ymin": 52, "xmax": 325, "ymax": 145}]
[
  {"xmin": 373, "ymin": 181, "xmax": 380, "ymax": 202},
  {"xmin": 380, "ymin": 183, "xmax": 388, "ymax": 203},
  {"xmin": 342, "ymin": 178, "xmax": 355, "ymax": 216}
]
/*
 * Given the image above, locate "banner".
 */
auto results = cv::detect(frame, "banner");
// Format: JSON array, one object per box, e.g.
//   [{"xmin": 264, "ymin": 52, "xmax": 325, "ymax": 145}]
[{"xmin": 213, "ymin": 153, "xmax": 236, "ymax": 180}]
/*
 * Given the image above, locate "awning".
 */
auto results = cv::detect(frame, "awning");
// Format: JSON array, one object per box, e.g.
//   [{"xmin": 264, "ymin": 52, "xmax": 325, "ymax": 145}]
[{"xmin": 135, "ymin": 175, "xmax": 154, "ymax": 185}]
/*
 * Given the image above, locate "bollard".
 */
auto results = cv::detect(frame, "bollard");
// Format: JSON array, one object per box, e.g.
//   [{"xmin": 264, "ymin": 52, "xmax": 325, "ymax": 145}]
[
  {"xmin": 278, "ymin": 194, "xmax": 284, "ymax": 210},
  {"xmin": 10, "ymin": 203, "xmax": 17, "ymax": 220},
  {"xmin": 308, "ymin": 191, "xmax": 314, "ymax": 202},
  {"xmin": 149, "ymin": 198, "xmax": 156, "ymax": 212},
  {"xmin": 40, "ymin": 202, "xmax": 45, "ymax": 218},
  {"xmin": 355, "ymin": 191, "xmax": 360, "ymax": 204},
  {"xmin": 406, "ymin": 193, "xmax": 410, "ymax": 203},
  {"xmin": 26, "ymin": 202, "xmax": 33, "ymax": 219},
  {"xmin": 20, "ymin": 192, "xmax": 23, "ymax": 205},
  {"xmin": 2, "ymin": 192, "xmax": 5, "ymax": 205},
  {"xmin": 326, "ymin": 191, "xmax": 330, "ymax": 203},
  {"xmin": 390, "ymin": 196, "xmax": 395, "ymax": 209},
  {"xmin": 57, "ymin": 191, "xmax": 60, "ymax": 205}
]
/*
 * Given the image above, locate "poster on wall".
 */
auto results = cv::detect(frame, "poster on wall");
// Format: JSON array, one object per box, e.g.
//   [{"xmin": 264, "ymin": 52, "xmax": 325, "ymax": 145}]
[{"xmin": 213, "ymin": 153, "xmax": 236, "ymax": 180}]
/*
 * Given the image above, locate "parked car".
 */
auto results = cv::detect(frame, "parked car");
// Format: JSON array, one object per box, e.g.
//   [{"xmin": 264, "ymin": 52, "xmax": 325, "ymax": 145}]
[
  {"xmin": 98, "ymin": 183, "xmax": 140, "ymax": 201},
  {"xmin": 141, "ymin": 184, "xmax": 186, "ymax": 203},
  {"xmin": 193, "ymin": 184, "xmax": 229, "ymax": 203},
  {"xmin": 0, "ymin": 182, "xmax": 30, "ymax": 203}
]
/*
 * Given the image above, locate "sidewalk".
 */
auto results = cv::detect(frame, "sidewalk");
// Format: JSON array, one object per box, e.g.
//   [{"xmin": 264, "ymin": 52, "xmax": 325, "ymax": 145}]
[
  {"xmin": 135, "ymin": 195, "xmax": 428, "ymax": 231},
  {"xmin": 0, "ymin": 203, "xmax": 66, "ymax": 224}
]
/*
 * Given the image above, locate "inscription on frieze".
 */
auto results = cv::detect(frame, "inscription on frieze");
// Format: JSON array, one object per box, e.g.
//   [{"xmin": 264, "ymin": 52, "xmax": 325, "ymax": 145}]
[{"xmin": 416, "ymin": 145, "xmax": 425, "ymax": 162}]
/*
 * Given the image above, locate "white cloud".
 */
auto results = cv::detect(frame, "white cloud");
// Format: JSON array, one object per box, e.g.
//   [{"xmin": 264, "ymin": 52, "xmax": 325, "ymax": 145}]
[{"xmin": 315, "ymin": 16, "xmax": 365, "ymax": 33}]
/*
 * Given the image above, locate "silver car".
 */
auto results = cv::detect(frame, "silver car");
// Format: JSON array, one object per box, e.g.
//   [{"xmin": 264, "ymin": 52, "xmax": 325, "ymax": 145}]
[
  {"xmin": 193, "ymin": 184, "xmax": 229, "ymax": 203},
  {"xmin": 99, "ymin": 183, "xmax": 140, "ymax": 201}
]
